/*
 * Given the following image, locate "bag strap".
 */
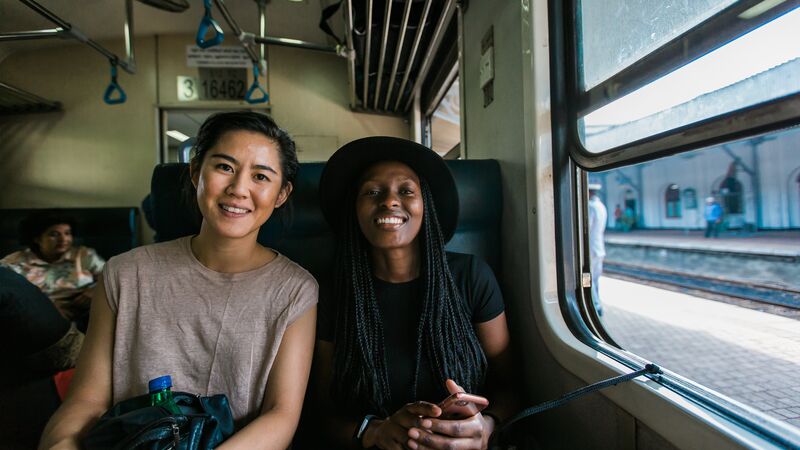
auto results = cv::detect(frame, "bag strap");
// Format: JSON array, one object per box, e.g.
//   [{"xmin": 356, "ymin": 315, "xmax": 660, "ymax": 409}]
[
  {"xmin": 499, "ymin": 364, "xmax": 661, "ymax": 432},
  {"xmin": 319, "ymin": 0, "xmax": 344, "ymax": 46}
]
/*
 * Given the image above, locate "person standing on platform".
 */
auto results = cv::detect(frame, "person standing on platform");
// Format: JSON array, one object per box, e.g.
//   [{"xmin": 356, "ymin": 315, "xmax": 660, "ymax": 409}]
[
  {"xmin": 588, "ymin": 183, "xmax": 607, "ymax": 316},
  {"xmin": 704, "ymin": 197, "xmax": 723, "ymax": 238},
  {"xmin": 614, "ymin": 204, "xmax": 623, "ymax": 230}
]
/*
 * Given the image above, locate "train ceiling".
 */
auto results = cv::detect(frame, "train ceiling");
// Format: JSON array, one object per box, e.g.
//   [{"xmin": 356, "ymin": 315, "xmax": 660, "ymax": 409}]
[
  {"xmin": 344, "ymin": 0, "xmax": 456, "ymax": 115},
  {"xmin": 0, "ymin": 0, "xmax": 456, "ymax": 116}
]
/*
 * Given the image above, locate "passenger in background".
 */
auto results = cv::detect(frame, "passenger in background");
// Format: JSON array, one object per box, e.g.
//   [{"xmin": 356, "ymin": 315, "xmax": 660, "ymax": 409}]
[
  {"xmin": 0, "ymin": 267, "xmax": 83, "ymax": 375},
  {"xmin": 39, "ymin": 111, "xmax": 318, "ymax": 450},
  {"xmin": 704, "ymin": 196, "xmax": 723, "ymax": 238},
  {"xmin": 314, "ymin": 137, "xmax": 515, "ymax": 450},
  {"xmin": 622, "ymin": 205, "xmax": 635, "ymax": 231},
  {"xmin": 1, "ymin": 213, "xmax": 105, "ymax": 332},
  {"xmin": 587, "ymin": 183, "xmax": 607, "ymax": 316}
]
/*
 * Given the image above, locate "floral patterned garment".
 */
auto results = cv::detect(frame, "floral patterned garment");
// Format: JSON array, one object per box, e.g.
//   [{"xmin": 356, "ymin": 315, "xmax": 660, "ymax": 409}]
[{"xmin": 0, "ymin": 246, "xmax": 105, "ymax": 301}]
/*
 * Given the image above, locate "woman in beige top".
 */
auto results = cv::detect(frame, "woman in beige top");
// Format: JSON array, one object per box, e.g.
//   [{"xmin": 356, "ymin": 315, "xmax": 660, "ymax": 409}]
[{"xmin": 40, "ymin": 111, "xmax": 318, "ymax": 450}]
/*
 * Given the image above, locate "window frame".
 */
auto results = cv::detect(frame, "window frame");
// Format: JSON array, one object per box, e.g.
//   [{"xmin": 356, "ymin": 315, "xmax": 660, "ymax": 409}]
[
  {"xmin": 426, "ymin": 73, "xmax": 462, "ymax": 158},
  {"xmin": 720, "ymin": 176, "xmax": 745, "ymax": 215},
  {"xmin": 548, "ymin": 0, "xmax": 800, "ymax": 446},
  {"xmin": 684, "ymin": 188, "xmax": 698, "ymax": 210},
  {"xmin": 665, "ymin": 184, "xmax": 681, "ymax": 218},
  {"xmin": 564, "ymin": 0, "xmax": 800, "ymax": 170}
]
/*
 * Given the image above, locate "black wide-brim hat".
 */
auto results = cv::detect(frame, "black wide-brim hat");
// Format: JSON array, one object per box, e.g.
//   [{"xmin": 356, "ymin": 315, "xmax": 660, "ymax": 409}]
[{"xmin": 319, "ymin": 136, "xmax": 459, "ymax": 242}]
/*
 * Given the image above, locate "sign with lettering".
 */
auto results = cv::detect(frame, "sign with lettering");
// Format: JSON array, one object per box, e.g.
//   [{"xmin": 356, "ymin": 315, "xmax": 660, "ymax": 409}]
[{"xmin": 186, "ymin": 45, "xmax": 251, "ymax": 68}]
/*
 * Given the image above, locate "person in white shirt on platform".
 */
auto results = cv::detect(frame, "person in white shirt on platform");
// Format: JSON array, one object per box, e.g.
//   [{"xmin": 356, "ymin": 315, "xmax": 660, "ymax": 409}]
[{"xmin": 587, "ymin": 183, "xmax": 607, "ymax": 316}]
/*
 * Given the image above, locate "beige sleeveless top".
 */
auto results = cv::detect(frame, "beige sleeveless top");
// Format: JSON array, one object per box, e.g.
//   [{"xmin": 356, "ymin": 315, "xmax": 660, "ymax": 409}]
[{"xmin": 103, "ymin": 237, "xmax": 318, "ymax": 427}]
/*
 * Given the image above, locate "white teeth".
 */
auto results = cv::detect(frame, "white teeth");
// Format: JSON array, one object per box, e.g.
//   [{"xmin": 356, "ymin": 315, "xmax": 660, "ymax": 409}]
[
  {"xmin": 376, "ymin": 217, "xmax": 404, "ymax": 224},
  {"xmin": 221, "ymin": 205, "xmax": 248, "ymax": 214}
]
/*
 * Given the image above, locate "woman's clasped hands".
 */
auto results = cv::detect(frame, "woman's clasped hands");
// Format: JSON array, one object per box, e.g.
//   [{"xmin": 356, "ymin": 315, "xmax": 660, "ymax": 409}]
[{"xmin": 365, "ymin": 380, "xmax": 495, "ymax": 450}]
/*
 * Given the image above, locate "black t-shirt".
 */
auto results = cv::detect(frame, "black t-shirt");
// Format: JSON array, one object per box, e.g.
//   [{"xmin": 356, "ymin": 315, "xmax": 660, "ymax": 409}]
[{"xmin": 317, "ymin": 252, "xmax": 504, "ymax": 414}]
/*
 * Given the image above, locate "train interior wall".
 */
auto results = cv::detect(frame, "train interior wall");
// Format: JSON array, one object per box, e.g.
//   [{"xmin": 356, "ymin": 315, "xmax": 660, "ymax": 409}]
[
  {"xmin": 0, "ymin": 33, "xmax": 408, "ymax": 243},
  {"xmin": 460, "ymin": 1, "xmax": 680, "ymax": 448}
]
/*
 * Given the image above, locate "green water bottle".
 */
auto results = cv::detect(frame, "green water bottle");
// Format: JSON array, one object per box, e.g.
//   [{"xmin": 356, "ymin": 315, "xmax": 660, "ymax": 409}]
[{"xmin": 148, "ymin": 375, "xmax": 182, "ymax": 415}]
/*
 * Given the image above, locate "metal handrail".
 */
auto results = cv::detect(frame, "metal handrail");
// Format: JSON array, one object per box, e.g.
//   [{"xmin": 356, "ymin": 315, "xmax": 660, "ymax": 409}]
[
  {"xmin": 393, "ymin": 0, "xmax": 433, "ymax": 111},
  {"xmin": 212, "ymin": 0, "xmax": 259, "ymax": 64},
  {"xmin": 252, "ymin": 36, "xmax": 340, "ymax": 54},
  {"xmin": 0, "ymin": 28, "xmax": 67, "ymax": 41},
  {"xmin": 17, "ymin": 0, "xmax": 136, "ymax": 73},
  {"xmin": 403, "ymin": 0, "xmax": 456, "ymax": 112},
  {"xmin": 384, "ymin": 0, "xmax": 413, "ymax": 110},
  {"xmin": 373, "ymin": 0, "xmax": 393, "ymax": 109},
  {"xmin": 344, "ymin": 0, "xmax": 357, "ymax": 108},
  {"xmin": 362, "ymin": 0, "xmax": 374, "ymax": 109}
]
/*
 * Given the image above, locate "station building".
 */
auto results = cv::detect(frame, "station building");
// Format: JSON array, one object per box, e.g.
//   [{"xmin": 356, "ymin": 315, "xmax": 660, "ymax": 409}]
[{"xmin": 591, "ymin": 59, "xmax": 800, "ymax": 231}]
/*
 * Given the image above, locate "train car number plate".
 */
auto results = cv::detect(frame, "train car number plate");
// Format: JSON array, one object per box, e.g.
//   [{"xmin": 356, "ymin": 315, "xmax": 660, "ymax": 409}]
[{"xmin": 177, "ymin": 69, "xmax": 247, "ymax": 101}]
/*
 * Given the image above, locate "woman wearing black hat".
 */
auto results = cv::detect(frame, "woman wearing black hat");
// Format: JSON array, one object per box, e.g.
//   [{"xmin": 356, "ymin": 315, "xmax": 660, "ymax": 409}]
[{"xmin": 314, "ymin": 137, "xmax": 514, "ymax": 450}]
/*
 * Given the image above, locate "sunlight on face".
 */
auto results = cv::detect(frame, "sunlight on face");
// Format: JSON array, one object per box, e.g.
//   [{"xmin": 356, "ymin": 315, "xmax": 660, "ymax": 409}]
[
  {"xmin": 192, "ymin": 130, "xmax": 291, "ymax": 242},
  {"xmin": 355, "ymin": 161, "xmax": 425, "ymax": 252}
]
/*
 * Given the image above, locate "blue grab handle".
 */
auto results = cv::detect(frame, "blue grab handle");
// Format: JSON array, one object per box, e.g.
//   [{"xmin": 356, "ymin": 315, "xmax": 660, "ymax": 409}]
[
  {"xmin": 103, "ymin": 63, "xmax": 127, "ymax": 105},
  {"xmin": 245, "ymin": 64, "xmax": 269, "ymax": 104},
  {"xmin": 196, "ymin": 0, "xmax": 224, "ymax": 48}
]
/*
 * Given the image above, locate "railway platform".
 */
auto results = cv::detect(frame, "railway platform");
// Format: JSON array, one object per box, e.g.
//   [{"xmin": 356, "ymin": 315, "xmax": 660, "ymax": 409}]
[
  {"xmin": 601, "ymin": 276, "xmax": 800, "ymax": 429},
  {"xmin": 605, "ymin": 229, "xmax": 800, "ymax": 257},
  {"xmin": 603, "ymin": 230, "xmax": 800, "ymax": 291}
]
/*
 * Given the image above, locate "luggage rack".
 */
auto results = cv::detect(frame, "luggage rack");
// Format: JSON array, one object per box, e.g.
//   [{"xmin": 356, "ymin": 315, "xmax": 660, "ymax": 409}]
[{"xmin": 0, "ymin": 82, "xmax": 61, "ymax": 115}]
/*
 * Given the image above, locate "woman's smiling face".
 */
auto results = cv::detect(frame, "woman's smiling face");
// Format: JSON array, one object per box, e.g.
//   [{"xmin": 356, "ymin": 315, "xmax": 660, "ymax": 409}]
[
  {"xmin": 355, "ymin": 161, "xmax": 424, "ymax": 252},
  {"xmin": 191, "ymin": 130, "xmax": 291, "ymax": 241}
]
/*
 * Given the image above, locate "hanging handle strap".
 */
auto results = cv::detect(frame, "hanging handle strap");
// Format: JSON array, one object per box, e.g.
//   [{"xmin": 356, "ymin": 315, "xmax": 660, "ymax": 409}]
[
  {"xmin": 196, "ymin": 0, "xmax": 225, "ymax": 49},
  {"xmin": 245, "ymin": 64, "xmax": 269, "ymax": 104},
  {"xmin": 499, "ymin": 364, "xmax": 662, "ymax": 433},
  {"xmin": 318, "ymin": 0, "xmax": 344, "ymax": 46},
  {"xmin": 103, "ymin": 60, "xmax": 127, "ymax": 105}
]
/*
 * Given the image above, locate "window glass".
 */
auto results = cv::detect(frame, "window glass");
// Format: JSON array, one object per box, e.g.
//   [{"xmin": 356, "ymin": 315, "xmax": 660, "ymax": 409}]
[
  {"xmin": 579, "ymin": 0, "xmax": 737, "ymax": 90},
  {"xmin": 587, "ymin": 126, "xmax": 800, "ymax": 428},
  {"xmin": 429, "ymin": 78, "xmax": 461, "ymax": 157},
  {"xmin": 684, "ymin": 188, "xmax": 698, "ymax": 210},
  {"xmin": 665, "ymin": 184, "xmax": 681, "ymax": 218},
  {"xmin": 580, "ymin": 6, "xmax": 800, "ymax": 153},
  {"xmin": 161, "ymin": 109, "xmax": 212, "ymax": 163}
]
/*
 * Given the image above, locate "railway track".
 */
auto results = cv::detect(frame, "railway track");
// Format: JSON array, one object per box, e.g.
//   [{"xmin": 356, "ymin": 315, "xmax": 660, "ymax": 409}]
[{"xmin": 604, "ymin": 261, "xmax": 800, "ymax": 311}]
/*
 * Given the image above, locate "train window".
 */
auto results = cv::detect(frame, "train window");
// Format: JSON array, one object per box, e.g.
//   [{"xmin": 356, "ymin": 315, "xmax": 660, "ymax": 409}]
[
  {"xmin": 561, "ymin": 1, "xmax": 800, "ymax": 168},
  {"xmin": 580, "ymin": 6, "xmax": 800, "ymax": 153},
  {"xmin": 160, "ymin": 109, "xmax": 213, "ymax": 163},
  {"xmin": 664, "ymin": 184, "xmax": 681, "ymax": 218},
  {"xmin": 552, "ymin": 0, "xmax": 800, "ymax": 440},
  {"xmin": 428, "ymin": 77, "xmax": 461, "ymax": 157},
  {"xmin": 587, "ymin": 125, "xmax": 800, "ymax": 429},
  {"xmin": 159, "ymin": 108, "xmax": 269, "ymax": 163},
  {"xmin": 579, "ymin": 0, "xmax": 737, "ymax": 90}
]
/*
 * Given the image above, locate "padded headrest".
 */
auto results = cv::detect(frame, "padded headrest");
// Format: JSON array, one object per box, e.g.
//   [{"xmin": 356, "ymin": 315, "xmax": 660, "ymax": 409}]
[{"xmin": 150, "ymin": 160, "xmax": 502, "ymax": 280}]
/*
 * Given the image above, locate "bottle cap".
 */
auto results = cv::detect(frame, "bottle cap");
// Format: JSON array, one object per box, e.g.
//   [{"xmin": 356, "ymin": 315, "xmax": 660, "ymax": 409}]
[{"xmin": 148, "ymin": 375, "xmax": 173, "ymax": 392}]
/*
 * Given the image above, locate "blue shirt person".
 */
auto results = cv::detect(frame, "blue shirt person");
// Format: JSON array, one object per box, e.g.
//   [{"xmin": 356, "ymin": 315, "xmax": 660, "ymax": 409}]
[{"xmin": 703, "ymin": 197, "xmax": 723, "ymax": 238}]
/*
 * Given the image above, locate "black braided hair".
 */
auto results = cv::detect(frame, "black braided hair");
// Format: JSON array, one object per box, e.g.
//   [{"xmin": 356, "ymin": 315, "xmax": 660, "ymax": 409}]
[{"xmin": 331, "ymin": 178, "xmax": 487, "ymax": 416}]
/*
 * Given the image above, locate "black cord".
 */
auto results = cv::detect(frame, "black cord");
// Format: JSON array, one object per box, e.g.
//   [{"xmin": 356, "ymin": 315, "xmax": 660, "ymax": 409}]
[{"xmin": 500, "ymin": 364, "xmax": 662, "ymax": 432}]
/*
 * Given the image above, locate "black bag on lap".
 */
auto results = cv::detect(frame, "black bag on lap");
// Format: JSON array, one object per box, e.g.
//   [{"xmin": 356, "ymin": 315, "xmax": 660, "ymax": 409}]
[{"xmin": 82, "ymin": 392, "xmax": 234, "ymax": 450}]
